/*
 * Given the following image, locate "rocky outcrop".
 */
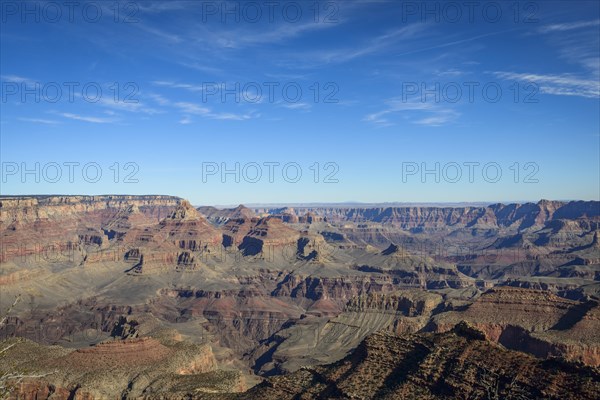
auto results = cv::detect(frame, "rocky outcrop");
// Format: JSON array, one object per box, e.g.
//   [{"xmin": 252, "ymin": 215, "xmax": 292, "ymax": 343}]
[
  {"xmin": 255, "ymin": 200, "xmax": 600, "ymax": 231},
  {"xmin": 2, "ymin": 196, "xmax": 599, "ymax": 399},
  {"xmin": 243, "ymin": 328, "xmax": 600, "ymax": 399},
  {"xmin": 197, "ymin": 205, "xmax": 256, "ymax": 226},
  {"xmin": 1, "ymin": 336, "xmax": 228, "ymax": 400},
  {"xmin": 250, "ymin": 290, "xmax": 444, "ymax": 375},
  {"xmin": 0, "ymin": 195, "xmax": 180, "ymax": 225},
  {"xmin": 67, "ymin": 337, "xmax": 172, "ymax": 365},
  {"xmin": 345, "ymin": 290, "xmax": 443, "ymax": 317},
  {"xmin": 9, "ymin": 381, "xmax": 95, "ymax": 400},
  {"xmin": 0, "ymin": 195, "xmax": 181, "ymax": 264},
  {"xmin": 156, "ymin": 287, "xmax": 304, "ymax": 355},
  {"xmin": 428, "ymin": 288, "xmax": 600, "ymax": 366},
  {"xmin": 273, "ymin": 274, "xmax": 398, "ymax": 301},
  {"xmin": 236, "ymin": 218, "xmax": 301, "ymax": 256},
  {"xmin": 430, "ymin": 287, "xmax": 579, "ymax": 332}
]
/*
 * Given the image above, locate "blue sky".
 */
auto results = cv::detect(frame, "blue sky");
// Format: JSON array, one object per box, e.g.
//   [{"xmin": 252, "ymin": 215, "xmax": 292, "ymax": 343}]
[{"xmin": 1, "ymin": 0, "xmax": 599, "ymax": 205}]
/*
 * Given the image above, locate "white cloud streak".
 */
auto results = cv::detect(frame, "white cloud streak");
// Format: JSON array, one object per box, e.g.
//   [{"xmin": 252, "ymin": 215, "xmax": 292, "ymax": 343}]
[
  {"xmin": 494, "ymin": 72, "xmax": 599, "ymax": 99},
  {"xmin": 59, "ymin": 113, "xmax": 117, "ymax": 124}
]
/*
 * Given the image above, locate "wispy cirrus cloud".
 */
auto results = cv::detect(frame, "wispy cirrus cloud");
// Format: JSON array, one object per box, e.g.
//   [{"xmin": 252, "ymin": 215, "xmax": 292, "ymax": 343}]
[
  {"xmin": 286, "ymin": 23, "xmax": 428, "ymax": 67},
  {"xmin": 493, "ymin": 72, "xmax": 599, "ymax": 99},
  {"xmin": 174, "ymin": 102, "xmax": 211, "ymax": 115},
  {"xmin": 220, "ymin": 19, "xmax": 341, "ymax": 48},
  {"xmin": 210, "ymin": 111, "xmax": 260, "ymax": 121},
  {"xmin": 394, "ymin": 29, "xmax": 514, "ymax": 58},
  {"xmin": 138, "ymin": 90, "xmax": 262, "ymax": 122},
  {"xmin": 174, "ymin": 102, "xmax": 259, "ymax": 121},
  {"xmin": 95, "ymin": 96, "xmax": 162, "ymax": 114},
  {"xmin": 147, "ymin": 93, "xmax": 171, "ymax": 106},
  {"xmin": 414, "ymin": 111, "xmax": 458, "ymax": 127},
  {"xmin": 538, "ymin": 19, "xmax": 600, "ymax": 33},
  {"xmin": 178, "ymin": 62, "xmax": 224, "ymax": 76},
  {"xmin": 189, "ymin": 20, "xmax": 343, "ymax": 51},
  {"xmin": 179, "ymin": 115, "xmax": 193, "ymax": 125},
  {"xmin": 58, "ymin": 113, "xmax": 117, "ymax": 124},
  {"xmin": 134, "ymin": 0, "xmax": 191, "ymax": 13},
  {"xmin": 1, "ymin": 74, "xmax": 35, "ymax": 84},
  {"xmin": 364, "ymin": 97, "xmax": 459, "ymax": 128},
  {"xmin": 281, "ymin": 102, "xmax": 312, "ymax": 111},
  {"xmin": 116, "ymin": 0, "xmax": 361, "ymax": 71},
  {"xmin": 133, "ymin": 23, "xmax": 183, "ymax": 44},
  {"xmin": 174, "ymin": 0, "xmax": 370, "ymax": 50},
  {"xmin": 152, "ymin": 81, "xmax": 205, "ymax": 92},
  {"xmin": 18, "ymin": 118, "xmax": 60, "ymax": 125},
  {"xmin": 536, "ymin": 19, "xmax": 599, "ymax": 78},
  {"xmin": 363, "ymin": 112, "xmax": 394, "ymax": 128}
]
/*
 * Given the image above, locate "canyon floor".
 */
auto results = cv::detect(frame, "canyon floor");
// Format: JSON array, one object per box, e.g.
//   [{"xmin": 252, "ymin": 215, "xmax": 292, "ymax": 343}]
[{"xmin": 0, "ymin": 195, "xmax": 599, "ymax": 399}]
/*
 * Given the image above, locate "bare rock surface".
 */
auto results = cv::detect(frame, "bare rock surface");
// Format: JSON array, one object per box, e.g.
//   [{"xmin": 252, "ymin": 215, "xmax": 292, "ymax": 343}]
[{"xmin": 1, "ymin": 196, "xmax": 599, "ymax": 398}]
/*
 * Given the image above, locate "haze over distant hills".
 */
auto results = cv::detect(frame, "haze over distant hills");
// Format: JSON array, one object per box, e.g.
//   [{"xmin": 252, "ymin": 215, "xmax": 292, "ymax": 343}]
[{"xmin": 216, "ymin": 202, "xmax": 497, "ymax": 208}]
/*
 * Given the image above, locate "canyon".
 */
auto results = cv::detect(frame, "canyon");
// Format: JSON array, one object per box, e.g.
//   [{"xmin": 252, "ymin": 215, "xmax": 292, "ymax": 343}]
[{"xmin": 0, "ymin": 195, "xmax": 599, "ymax": 399}]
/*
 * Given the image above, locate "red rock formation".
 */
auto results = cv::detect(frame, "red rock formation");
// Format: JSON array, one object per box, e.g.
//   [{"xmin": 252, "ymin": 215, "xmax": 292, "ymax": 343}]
[
  {"xmin": 429, "ymin": 287, "xmax": 600, "ymax": 366},
  {"xmin": 255, "ymin": 200, "xmax": 599, "ymax": 231},
  {"xmin": 236, "ymin": 217, "xmax": 300, "ymax": 256},
  {"xmin": 0, "ymin": 195, "xmax": 181, "ymax": 264}
]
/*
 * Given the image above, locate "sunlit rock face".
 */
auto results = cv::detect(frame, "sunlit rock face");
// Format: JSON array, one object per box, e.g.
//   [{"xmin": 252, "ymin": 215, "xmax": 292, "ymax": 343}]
[{"xmin": 0, "ymin": 196, "xmax": 599, "ymax": 398}]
